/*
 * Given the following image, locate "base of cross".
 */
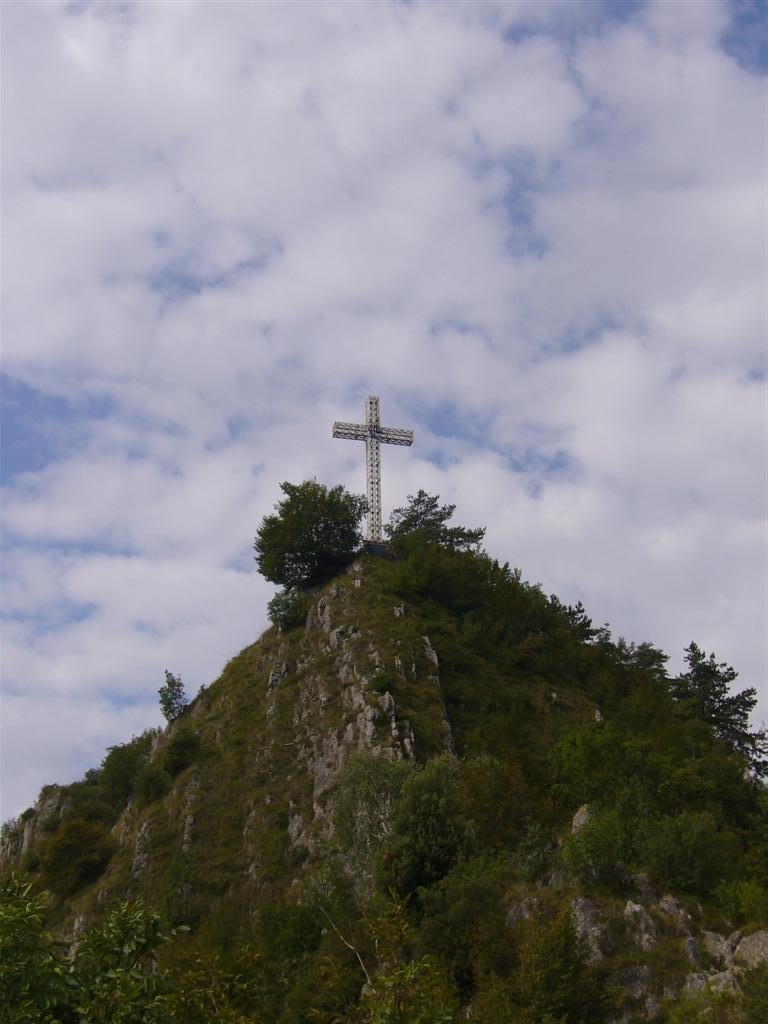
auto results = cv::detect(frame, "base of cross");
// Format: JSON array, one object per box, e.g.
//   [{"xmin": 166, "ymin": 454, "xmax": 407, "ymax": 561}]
[{"xmin": 363, "ymin": 541, "xmax": 389, "ymax": 557}]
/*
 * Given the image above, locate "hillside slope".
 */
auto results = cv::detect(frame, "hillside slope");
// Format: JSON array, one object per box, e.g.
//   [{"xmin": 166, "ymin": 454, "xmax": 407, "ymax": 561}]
[{"xmin": 2, "ymin": 548, "xmax": 767, "ymax": 1023}]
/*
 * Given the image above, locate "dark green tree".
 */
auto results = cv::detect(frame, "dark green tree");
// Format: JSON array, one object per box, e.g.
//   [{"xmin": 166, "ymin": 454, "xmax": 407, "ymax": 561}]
[
  {"xmin": 254, "ymin": 480, "xmax": 367, "ymax": 589},
  {"xmin": 159, "ymin": 670, "xmax": 188, "ymax": 724},
  {"xmin": 40, "ymin": 819, "xmax": 116, "ymax": 896},
  {"xmin": 671, "ymin": 643, "xmax": 767, "ymax": 776},
  {"xmin": 0, "ymin": 875, "xmax": 71, "ymax": 1023},
  {"xmin": 384, "ymin": 490, "xmax": 485, "ymax": 552},
  {"xmin": 100, "ymin": 731, "xmax": 155, "ymax": 807}
]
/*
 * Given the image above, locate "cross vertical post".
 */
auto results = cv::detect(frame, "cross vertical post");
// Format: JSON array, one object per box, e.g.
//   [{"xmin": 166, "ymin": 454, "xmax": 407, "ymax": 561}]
[{"xmin": 332, "ymin": 396, "xmax": 414, "ymax": 544}]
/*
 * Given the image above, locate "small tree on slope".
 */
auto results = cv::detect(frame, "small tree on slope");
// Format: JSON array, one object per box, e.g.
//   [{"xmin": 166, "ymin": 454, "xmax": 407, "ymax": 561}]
[
  {"xmin": 159, "ymin": 670, "xmax": 188, "ymax": 724},
  {"xmin": 671, "ymin": 642, "xmax": 767, "ymax": 777}
]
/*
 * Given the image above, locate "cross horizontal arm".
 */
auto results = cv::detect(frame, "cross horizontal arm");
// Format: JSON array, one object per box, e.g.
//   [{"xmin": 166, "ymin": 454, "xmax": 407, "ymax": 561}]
[
  {"xmin": 332, "ymin": 421, "xmax": 368, "ymax": 441},
  {"xmin": 378, "ymin": 427, "xmax": 414, "ymax": 446}
]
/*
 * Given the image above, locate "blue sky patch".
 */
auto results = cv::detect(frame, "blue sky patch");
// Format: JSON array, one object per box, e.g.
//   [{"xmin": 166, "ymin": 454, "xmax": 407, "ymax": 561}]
[
  {"xmin": 721, "ymin": 0, "xmax": 767, "ymax": 74},
  {"xmin": 0, "ymin": 376, "xmax": 114, "ymax": 484}
]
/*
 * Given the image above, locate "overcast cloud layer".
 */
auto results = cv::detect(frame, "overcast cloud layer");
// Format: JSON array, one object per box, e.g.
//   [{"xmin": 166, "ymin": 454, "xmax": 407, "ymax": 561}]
[{"xmin": 1, "ymin": 0, "xmax": 766, "ymax": 819}]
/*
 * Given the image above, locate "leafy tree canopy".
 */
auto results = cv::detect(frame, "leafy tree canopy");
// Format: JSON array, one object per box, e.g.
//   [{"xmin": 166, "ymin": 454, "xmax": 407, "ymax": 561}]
[
  {"xmin": 671, "ymin": 642, "xmax": 767, "ymax": 776},
  {"xmin": 254, "ymin": 480, "xmax": 367, "ymax": 589},
  {"xmin": 159, "ymin": 670, "xmax": 188, "ymax": 724},
  {"xmin": 385, "ymin": 491, "xmax": 485, "ymax": 553}
]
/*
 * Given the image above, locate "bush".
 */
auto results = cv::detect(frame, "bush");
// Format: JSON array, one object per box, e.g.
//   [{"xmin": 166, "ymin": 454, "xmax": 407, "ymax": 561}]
[
  {"xmin": 163, "ymin": 729, "xmax": 201, "ymax": 777},
  {"xmin": 134, "ymin": 763, "xmax": 172, "ymax": 806},
  {"xmin": 560, "ymin": 806, "xmax": 634, "ymax": 887},
  {"xmin": 267, "ymin": 588, "xmax": 311, "ymax": 631},
  {"xmin": 254, "ymin": 480, "xmax": 367, "ymax": 589},
  {"xmin": 0, "ymin": 875, "xmax": 70, "ymax": 1022},
  {"xmin": 715, "ymin": 879, "xmax": 768, "ymax": 925},
  {"xmin": 333, "ymin": 752, "xmax": 414, "ymax": 883},
  {"xmin": 387, "ymin": 757, "xmax": 472, "ymax": 900},
  {"xmin": 40, "ymin": 819, "xmax": 116, "ymax": 896},
  {"xmin": 639, "ymin": 811, "xmax": 737, "ymax": 894},
  {"xmin": 100, "ymin": 731, "xmax": 156, "ymax": 808}
]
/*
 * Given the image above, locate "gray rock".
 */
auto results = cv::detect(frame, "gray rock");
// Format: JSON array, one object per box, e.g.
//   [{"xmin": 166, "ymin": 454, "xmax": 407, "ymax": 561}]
[
  {"xmin": 329, "ymin": 626, "xmax": 350, "ymax": 649},
  {"xmin": 267, "ymin": 661, "xmax": 288, "ymax": 693},
  {"xmin": 708, "ymin": 971, "xmax": 740, "ymax": 994},
  {"xmin": 683, "ymin": 935, "xmax": 701, "ymax": 966},
  {"xmin": 393, "ymin": 604, "xmax": 405, "ymax": 618},
  {"xmin": 658, "ymin": 893, "xmax": 692, "ymax": 932},
  {"xmin": 131, "ymin": 820, "xmax": 151, "ymax": 878},
  {"xmin": 571, "ymin": 804, "xmax": 591, "ymax": 834},
  {"xmin": 702, "ymin": 931, "xmax": 733, "ymax": 968},
  {"xmin": 571, "ymin": 896, "xmax": 613, "ymax": 964},
  {"xmin": 624, "ymin": 900, "xmax": 658, "ymax": 951},
  {"xmin": 616, "ymin": 964, "xmax": 660, "ymax": 1020},
  {"xmin": 685, "ymin": 972, "xmax": 708, "ymax": 994},
  {"xmin": 629, "ymin": 872, "xmax": 656, "ymax": 903},
  {"xmin": 506, "ymin": 896, "xmax": 540, "ymax": 928},
  {"xmin": 734, "ymin": 930, "xmax": 768, "ymax": 969},
  {"xmin": 422, "ymin": 636, "xmax": 439, "ymax": 668}
]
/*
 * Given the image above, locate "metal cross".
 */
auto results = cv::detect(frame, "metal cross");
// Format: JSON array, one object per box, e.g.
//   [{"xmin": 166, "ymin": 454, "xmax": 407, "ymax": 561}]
[{"xmin": 332, "ymin": 396, "xmax": 414, "ymax": 543}]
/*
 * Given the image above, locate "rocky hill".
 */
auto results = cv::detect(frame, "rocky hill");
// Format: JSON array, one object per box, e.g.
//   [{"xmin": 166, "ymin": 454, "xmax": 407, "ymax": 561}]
[{"xmin": 2, "ymin": 546, "xmax": 767, "ymax": 1024}]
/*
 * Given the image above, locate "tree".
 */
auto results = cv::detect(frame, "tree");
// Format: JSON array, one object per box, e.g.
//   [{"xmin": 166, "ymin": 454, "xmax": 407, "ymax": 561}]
[
  {"xmin": 0, "ymin": 875, "xmax": 71, "ymax": 1023},
  {"xmin": 254, "ymin": 480, "xmax": 367, "ymax": 589},
  {"xmin": 670, "ymin": 643, "xmax": 767, "ymax": 776},
  {"xmin": 40, "ymin": 819, "xmax": 116, "ymax": 896},
  {"xmin": 267, "ymin": 588, "xmax": 311, "ymax": 631},
  {"xmin": 384, "ymin": 491, "xmax": 485, "ymax": 553},
  {"xmin": 159, "ymin": 670, "xmax": 188, "ymax": 724}
]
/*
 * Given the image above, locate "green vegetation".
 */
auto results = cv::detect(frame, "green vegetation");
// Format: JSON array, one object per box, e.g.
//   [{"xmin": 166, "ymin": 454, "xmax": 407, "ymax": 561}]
[
  {"xmin": 158, "ymin": 671, "xmax": 189, "ymax": 724},
  {"xmin": 254, "ymin": 480, "xmax": 367, "ymax": 589},
  {"xmin": 385, "ymin": 490, "xmax": 485, "ymax": 554},
  {"xmin": 162, "ymin": 728, "xmax": 201, "ymax": 777},
  {"xmin": 3, "ymin": 489, "xmax": 767, "ymax": 1022},
  {"xmin": 267, "ymin": 586, "xmax": 311, "ymax": 631}
]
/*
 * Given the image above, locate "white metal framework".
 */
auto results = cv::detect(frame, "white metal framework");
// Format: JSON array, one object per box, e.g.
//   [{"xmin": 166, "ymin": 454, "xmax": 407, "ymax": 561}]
[{"xmin": 332, "ymin": 396, "xmax": 414, "ymax": 543}]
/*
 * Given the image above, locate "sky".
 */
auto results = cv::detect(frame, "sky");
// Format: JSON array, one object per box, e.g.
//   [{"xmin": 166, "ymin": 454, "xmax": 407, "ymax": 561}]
[{"xmin": 1, "ymin": 0, "xmax": 766, "ymax": 821}]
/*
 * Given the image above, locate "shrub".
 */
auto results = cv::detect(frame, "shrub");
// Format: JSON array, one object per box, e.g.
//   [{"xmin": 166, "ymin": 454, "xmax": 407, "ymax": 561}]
[
  {"xmin": 162, "ymin": 729, "xmax": 201, "ymax": 778},
  {"xmin": 134, "ymin": 763, "xmax": 172, "ymax": 806},
  {"xmin": 100, "ymin": 731, "xmax": 156, "ymax": 808},
  {"xmin": 715, "ymin": 879, "xmax": 768, "ymax": 925},
  {"xmin": 0, "ymin": 874, "xmax": 70, "ymax": 1021},
  {"xmin": 639, "ymin": 811, "xmax": 737, "ymax": 894},
  {"xmin": 40, "ymin": 819, "xmax": 116, "ymax": 896},
  {"xmin": 387, "ymin": 757, "xmax": 472, "ymax": 900},
  {"xmin": 267, "ymin": 588, "xmax": 311, "ymax": 631},
  {"xmin": 560, "ymin": 806, "xmax": 634, "ymax": 887},
  {"xmin": 333, "ymin": 752, "xmax": 414, "ymax": 883}
]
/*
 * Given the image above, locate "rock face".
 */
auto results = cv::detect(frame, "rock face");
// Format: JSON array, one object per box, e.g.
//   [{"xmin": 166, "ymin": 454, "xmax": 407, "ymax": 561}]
[
  {"xmin": 624, "ymin": 900, "xmax": 658, "ymax": 951},
  {"xmin": 571, "ymin": 896, "xmax": 613, "ymax": 964},
  {"xmin": 734, "ymin": 930, "xmax": 768, "ymax": 969},
  {"xmin": 571, "ymin": 803, "xmax": 591, "ymax": 834}
]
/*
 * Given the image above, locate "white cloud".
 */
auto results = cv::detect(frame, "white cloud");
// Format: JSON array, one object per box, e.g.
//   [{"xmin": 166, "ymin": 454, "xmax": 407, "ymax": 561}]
[{"xmin": 1, "ymin": 0, "xmax": 765, "ymax": 818}]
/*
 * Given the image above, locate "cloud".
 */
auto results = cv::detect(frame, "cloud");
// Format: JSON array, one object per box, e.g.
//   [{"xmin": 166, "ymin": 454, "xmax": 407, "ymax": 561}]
[{"xmin": 1, "ymin": 0, "xmax": 765, "ymax": 818}]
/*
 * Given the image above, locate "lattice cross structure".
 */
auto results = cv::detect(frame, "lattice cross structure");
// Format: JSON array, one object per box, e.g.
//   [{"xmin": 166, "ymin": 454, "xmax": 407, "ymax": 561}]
[{"xmin": 332, "ymin": 396, "xmax": 414, "ymax": 543}]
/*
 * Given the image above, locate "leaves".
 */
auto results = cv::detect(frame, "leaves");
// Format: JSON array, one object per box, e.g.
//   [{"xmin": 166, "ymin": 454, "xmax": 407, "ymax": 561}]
[{"xmin": 254, "ymin": 480, "xmax": 367, "ymax": 589}]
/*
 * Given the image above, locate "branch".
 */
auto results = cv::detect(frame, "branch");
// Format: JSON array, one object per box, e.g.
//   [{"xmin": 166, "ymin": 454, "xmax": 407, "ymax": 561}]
[{"xmin": 317, "ymin": 906, "xmax": 373, "ymax": 990}]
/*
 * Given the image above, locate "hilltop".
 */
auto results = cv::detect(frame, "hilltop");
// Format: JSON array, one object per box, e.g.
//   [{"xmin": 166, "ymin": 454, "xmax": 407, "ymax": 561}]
[{"xmin": 2, "ymin": 500, "xmax": 767, "ymax": 1023}]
